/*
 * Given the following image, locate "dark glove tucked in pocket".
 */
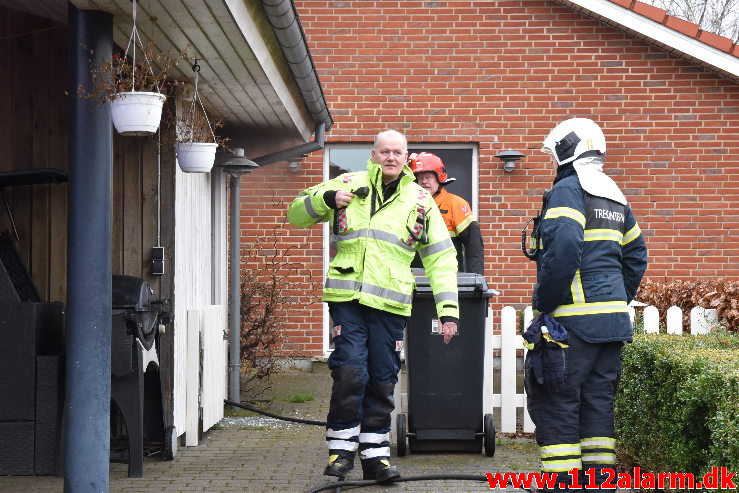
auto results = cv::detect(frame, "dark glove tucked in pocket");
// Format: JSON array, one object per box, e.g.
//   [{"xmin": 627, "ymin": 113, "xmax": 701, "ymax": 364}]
[{"xmin": 523, "ymin": 314, "xmax": 569, "ymax": 394}]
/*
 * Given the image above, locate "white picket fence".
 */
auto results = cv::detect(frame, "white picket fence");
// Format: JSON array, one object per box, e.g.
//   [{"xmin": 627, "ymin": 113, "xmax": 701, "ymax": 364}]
[
  {"xmin": 488, "ymin": 306, "xmax": 535, "ymax": 433},
  {"xmin": 395, "ymin": 304, "xmax": 721, "ymax": 437},
  {"xmin": 639, "ymin": 304, "xmax": 718, "ymax": 335}
]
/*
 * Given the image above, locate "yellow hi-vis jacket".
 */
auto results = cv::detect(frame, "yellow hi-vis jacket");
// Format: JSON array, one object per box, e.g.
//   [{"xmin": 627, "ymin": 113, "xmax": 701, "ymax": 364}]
[{"xmin": 287, "ymin": 159, "xmax": 460, "ymax": 319}]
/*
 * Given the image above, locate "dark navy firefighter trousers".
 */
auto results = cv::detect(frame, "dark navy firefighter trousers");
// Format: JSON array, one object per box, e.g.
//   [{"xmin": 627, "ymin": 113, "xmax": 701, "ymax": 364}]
[
  {"xmin": 326, "ymin": 301, "xmax": 406, "ymax": 464},
  {"xmin": 525, "ymin": 332, "xmax": 623, "ymax": 492}
]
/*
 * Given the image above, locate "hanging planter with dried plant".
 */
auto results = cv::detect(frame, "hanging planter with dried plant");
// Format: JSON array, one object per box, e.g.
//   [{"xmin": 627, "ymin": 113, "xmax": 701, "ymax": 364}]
[
  {"xmin": 174, "ymin": 61, "xmax": 226, "ymax": 173},
  {"xmin": 80, "ymin": 40, "xmax": 189, "ymax": 134},
  {"xmin": 108, "ymin": 0, "xmax": 169, "ymax": 136}
]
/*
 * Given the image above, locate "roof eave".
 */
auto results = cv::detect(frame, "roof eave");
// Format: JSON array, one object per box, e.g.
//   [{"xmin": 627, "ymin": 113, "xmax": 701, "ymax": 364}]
[{"xmin": 558, "ymin": 0, "xmax": 739, "ymax": 82}]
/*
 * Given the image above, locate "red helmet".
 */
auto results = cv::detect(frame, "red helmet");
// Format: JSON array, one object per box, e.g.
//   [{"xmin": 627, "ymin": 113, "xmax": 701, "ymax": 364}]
[{"xmin": 408, "ymin": 152, "xmax": 456, "ymax": 185}]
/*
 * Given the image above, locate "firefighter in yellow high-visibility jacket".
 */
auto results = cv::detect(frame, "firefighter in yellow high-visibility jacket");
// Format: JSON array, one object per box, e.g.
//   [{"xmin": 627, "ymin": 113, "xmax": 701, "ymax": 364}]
[{"xmin": 287, "ymin": 130, "xmax": 460, "ymax": 483}]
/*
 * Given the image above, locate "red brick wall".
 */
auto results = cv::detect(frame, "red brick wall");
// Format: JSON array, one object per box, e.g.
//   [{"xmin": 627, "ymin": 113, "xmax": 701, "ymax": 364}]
[
  {"xmin": 242, "ymin": 0, "xmax": 739, "ymax": 356},
  {"xmin": 237, "ymin": 158, "xmax": 327, "ymax": 355}
]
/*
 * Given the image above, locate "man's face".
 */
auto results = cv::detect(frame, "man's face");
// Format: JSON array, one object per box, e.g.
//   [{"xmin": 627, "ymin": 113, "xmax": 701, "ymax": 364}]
[
  {"xmin": 415, "ymin": 171, "xmax": 440, "ymax": 195},
  {"xmin": 371, "ymin": 133, "xmax": 408, "ymax": 182}
]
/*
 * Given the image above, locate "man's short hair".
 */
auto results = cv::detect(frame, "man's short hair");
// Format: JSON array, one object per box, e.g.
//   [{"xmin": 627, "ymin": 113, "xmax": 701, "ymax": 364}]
[{"xmin": 373, "ymin": 130, "xmax": 408, "ymax": 152}]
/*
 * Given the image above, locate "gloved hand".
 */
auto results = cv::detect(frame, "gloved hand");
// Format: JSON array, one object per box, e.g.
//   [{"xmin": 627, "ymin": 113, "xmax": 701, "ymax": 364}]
[
  {"xmin": 523, "ymin": 314, "xmax": 569, "ymax": 393},
  {"xmin": 323, "ymin": 190, "xmax": 355, "ymax": 209}
]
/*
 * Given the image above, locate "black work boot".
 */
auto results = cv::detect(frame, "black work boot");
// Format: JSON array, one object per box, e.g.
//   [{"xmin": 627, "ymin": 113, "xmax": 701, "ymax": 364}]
[
  {"xmin": 323, "ymin": 455, "xmax": 354, "ymax": 479},
  {"xmin": 362, "ymin": 458, "xmax": 401, "ymax": 482}
]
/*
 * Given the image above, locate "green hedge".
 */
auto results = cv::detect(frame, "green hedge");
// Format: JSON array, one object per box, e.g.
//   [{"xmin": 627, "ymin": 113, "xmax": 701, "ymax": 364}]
[{"xmin": 615, "ymin": 334, "xmax": 739, "ymax": 483}]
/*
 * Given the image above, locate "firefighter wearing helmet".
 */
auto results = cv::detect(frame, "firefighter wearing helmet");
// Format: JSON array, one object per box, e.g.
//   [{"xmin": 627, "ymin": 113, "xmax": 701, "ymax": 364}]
[
  {"xmin": 409, "ymin": 152, "xmax": 485, "ymax": 275},
  {"xmin": 525, "ymin": 118, "xmax": 648, "ymax": 492}
]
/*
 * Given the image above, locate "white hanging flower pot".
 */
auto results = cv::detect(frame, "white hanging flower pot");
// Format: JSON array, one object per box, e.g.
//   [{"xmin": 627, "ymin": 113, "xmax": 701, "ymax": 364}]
[
  {"xmin": 173, "ymin": 60, "xmax": 222, "ymax": 173},
  {"xmin": 110, "ymin": 91, "xmax": 166, "ymax": 136},
  {"xmin": 175, "ymin": 142, "xmax": 217, "ymax": 173}
]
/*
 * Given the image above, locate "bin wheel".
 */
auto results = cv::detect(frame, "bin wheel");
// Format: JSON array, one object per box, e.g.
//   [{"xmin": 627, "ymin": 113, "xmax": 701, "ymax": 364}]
[
  {"xmin": 164, "ymin": 425, "xmax": 177, "ymax": 460},
  {"xmin": 396, "ymin": 414, "xmax": 407, "ymax": 457},
  {"xmin": 483, "ymin": 413, "xmax": 496, "ymax": 457}
]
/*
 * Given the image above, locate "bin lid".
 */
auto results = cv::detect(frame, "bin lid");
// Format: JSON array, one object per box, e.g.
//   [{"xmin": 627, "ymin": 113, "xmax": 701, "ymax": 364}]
[{"xmin": 412, "ymin": 268, "xmax": 492, "ymax": 294}]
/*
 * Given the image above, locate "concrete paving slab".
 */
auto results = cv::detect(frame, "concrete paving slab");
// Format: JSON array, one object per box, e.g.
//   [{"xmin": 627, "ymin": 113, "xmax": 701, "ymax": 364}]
[{"xmin": 0, "ymin": 361, "xmax": 545, "ymax": 493}]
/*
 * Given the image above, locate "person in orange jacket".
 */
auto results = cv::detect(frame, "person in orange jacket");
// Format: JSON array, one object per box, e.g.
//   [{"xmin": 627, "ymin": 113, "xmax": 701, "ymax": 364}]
[{"xmin": 409, "ymin": 152, "xmax": 485, "ymax": 275}]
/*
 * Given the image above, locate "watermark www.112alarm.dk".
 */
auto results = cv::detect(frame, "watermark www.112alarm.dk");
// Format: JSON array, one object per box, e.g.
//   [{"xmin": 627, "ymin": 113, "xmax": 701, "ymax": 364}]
[{"xmin": 485, "ymin": 467, "xmax": 736, "ymax": 490}]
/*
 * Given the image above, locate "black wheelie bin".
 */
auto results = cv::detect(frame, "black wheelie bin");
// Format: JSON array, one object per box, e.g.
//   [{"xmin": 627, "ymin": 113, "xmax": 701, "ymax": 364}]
[{"xmin": 396, "ymin": 270, "xmax": 496, "ymax": 456}]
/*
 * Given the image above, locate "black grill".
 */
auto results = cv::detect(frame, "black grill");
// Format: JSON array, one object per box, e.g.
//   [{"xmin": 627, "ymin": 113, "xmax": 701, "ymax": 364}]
[
  {"xmin": 111, "ymin": 275, "xmax": 166, "ymax": 377},
  {"xmin": 110, "ymin": 275, "xmax": 170, "ymax": 477}
]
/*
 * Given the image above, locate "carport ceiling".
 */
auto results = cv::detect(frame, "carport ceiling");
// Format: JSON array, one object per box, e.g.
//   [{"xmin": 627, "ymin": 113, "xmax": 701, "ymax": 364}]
[{"xmin": 0, "ymin": 0, "xmax": 313, "ymax": 140}]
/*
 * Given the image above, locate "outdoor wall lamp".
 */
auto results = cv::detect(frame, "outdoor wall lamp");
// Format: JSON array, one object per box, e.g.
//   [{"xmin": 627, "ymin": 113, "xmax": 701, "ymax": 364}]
[
  {"xmin": 287, "ymin": 156, "xmax": 305, "ymax": 172},
  {"xmin": 495, "ymin": 149, "xmax": 526, "ymax": 173},
  {"xmin": 216, "ymin": 147, "xmax": 259, "ymax": 173}
]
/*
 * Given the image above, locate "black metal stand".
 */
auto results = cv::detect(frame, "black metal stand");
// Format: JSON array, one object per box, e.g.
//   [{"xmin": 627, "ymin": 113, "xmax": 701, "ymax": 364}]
[{"xmin": 111, "ymin": 342, "xmax": 146, "ymax": 478}]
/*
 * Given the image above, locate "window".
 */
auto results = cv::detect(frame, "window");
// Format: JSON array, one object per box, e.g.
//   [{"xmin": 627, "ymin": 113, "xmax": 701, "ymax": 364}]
[
  {"xmin": 322, "ymin": 143, "xmax": 478, "ymax": 353},
  {"xmin": 328, "ymin": 146, "xmax": 477, "ymax": 208}
]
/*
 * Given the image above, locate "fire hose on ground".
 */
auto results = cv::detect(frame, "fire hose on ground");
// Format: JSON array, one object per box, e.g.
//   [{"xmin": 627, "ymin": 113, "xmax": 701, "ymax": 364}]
[{"xmin": 224, "ymin": 399, "xmax": 531, "ymax": 493}]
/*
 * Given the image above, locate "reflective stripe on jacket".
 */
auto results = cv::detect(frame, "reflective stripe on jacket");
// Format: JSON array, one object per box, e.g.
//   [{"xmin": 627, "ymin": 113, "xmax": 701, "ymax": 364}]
[
  {"xmin": 435, "ymin": 187, "xmax": 475, "ymax": 237},
  {"xmin": 533, "ymin": 170, "xmax": 648, "ymax": 343},
  {"xmin": 287, "ymin": 159, "xmax": 459, "ymax": 319},
  {"xmin": 434, "ymin": 187, "xmax": 484, "ymax": 275}
]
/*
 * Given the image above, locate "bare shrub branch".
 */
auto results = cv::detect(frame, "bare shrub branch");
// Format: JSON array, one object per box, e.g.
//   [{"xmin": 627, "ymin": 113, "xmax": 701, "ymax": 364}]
[
  {"xmin": 238, "ymin": 215, "xmax": 317, "ymax": 401},
  {"xmin": 77, "ymin": 42, "xmax": 190, "ymax": 103}
]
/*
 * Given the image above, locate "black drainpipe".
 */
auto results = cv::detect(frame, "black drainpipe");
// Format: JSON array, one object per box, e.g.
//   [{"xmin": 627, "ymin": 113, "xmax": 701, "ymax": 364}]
[
  {"xmin": 254, "ymin": 0, "xmax": 332, "ymax": 165},
  {"xmin": 261, "ymin": 0, "xmax": 333, "ymax": 132},
  {"xmin": 226, "ymin": 2, "xmax": 329, "ymax": 400},
  {"xmin": 252, "ymin": 122, "xmax": 325, "ymax": 166}
]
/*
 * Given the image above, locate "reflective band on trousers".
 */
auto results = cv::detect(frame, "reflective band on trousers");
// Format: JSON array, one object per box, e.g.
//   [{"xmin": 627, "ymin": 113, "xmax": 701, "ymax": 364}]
[
  {"xmin": 418, "ymin": 237, "xmax": 454, "ymax": 258},
  {"xmin": 359, "ymin": 432, "xmax": 389, "ymax": 444},
  {"xmin": 540, "ymin": 443, "xmax": 583, "ymax": 473},
  {"xmin": 553, "ymin": 300, "xmax": 628, "ymax": 317},
  {"xmin": 582, "ymin": 453, "xmax": 616, "ymax": 464},
  {"xmin": 303, "ymin": 195, "xmax": 322, "ymax": 219},
  {"xmin": 327, "ymin": 425, "xmax": 360, "ymax": 453},
  {"xmin": 324, "ymin": 279, "xmax": 412, "ymax": 305},
  {"xmin": 335, "ymin": 228, "xmax": 414, "ymax": 252},
  {"xmin": 540, "ymin": 444, "xmax": 581, "ymax": 458},
  {"xmin": 327, "ymin": 425, "xmax": 360, "ymax": 439},
  {"xmin": 584, "ymin": 228, "xmax": 623, "ymax": 242},
  {"xmin": 544, "ymin": 207, "xmax": 586, "ymax": 228},
  {"xmin": 580, "ymin": 437, "xmax": 616, "ymax": 449},
  {"xmin": 581, "ymin": 437, "xmax": 616, "ymax": 463},
  {"xmin": 541, "ymin": 459, "xmax": 583, "ymax": 472},
  {"xmin": 327, "ymin": 440, "xmax": 359, "ymax": 452},
  {"xmin": 359, "ymin": 447, "xmax": 390, "ymax": 459}
]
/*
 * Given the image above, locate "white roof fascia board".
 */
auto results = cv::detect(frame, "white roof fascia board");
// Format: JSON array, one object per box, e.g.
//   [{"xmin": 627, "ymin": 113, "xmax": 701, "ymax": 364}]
[
  {"xmin": 566, "ymin": 0, "xmax": 739, "ymax": 80},
  {"xmin": 223, "ymin": 0, "xmax": 314, "ymax": 141}
]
